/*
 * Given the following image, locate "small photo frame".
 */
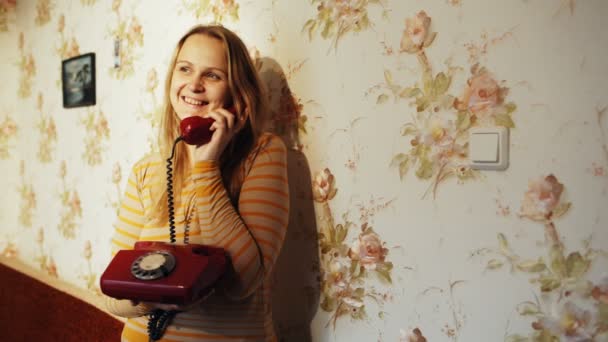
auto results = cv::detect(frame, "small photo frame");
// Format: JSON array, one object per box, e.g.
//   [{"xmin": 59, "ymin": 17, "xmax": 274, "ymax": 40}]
[{"xmin": 62, "ymin": 52, "xmax": 96, "ymax": 108}]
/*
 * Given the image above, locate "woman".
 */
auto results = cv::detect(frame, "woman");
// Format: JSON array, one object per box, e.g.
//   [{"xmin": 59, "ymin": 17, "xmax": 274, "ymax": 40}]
[{"xmin": 105, "ymin": 25, "xmax": 289, "ymax": 342}]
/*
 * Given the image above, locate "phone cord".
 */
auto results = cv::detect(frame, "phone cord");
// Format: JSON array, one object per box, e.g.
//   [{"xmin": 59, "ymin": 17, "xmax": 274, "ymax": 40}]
[
  {"xmin": 165, "ymin": 137, "xmax": 182, "ymax": 244},
  {"xmin": 147, "ymin": 137, "xmax": 183, "ymax": 341},
  {"xmin": 147, "ymin": 309, "xmax": 178, "ymax": 341}
]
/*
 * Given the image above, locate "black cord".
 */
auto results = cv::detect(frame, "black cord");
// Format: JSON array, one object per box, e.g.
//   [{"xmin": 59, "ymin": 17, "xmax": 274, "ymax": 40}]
[
  {"xmin": 166, "ymin": 137, "xmax": 182, "ymax": 244},
  {"xmin": 147, "ymin": 309, "xmax": 178, "ymax": 341},
  {"xmin": 147, "ymin": 137, "xmax": 182, "ymax": 341}
]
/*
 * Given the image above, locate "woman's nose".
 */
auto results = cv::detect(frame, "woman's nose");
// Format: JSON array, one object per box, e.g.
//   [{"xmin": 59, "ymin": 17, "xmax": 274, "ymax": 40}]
[{"xmin": 187, "ymin": 77, "xmax": 204, "ymax": 92}]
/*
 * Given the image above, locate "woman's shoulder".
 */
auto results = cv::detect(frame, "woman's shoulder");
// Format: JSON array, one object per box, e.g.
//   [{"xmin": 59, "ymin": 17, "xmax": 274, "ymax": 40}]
[
  {"xmin": 255, "ymin": 132, "xmax": 287, "ymax": 152},
  {"xmin": 246, "ymin": 133, "xmax": 287, "ymax": 166}
]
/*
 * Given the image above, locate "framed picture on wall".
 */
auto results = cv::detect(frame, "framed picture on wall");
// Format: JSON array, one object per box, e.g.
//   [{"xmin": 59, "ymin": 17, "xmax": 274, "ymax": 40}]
[{"xmin": 61, "ymin": 52, "xmax": 96, "ymax": 108}]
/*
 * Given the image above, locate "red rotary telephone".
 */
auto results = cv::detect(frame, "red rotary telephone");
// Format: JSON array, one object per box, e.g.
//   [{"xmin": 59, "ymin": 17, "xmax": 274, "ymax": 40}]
[{"xmin": 100, "ymin": 241, "xmax": 226, "ymax": 305}]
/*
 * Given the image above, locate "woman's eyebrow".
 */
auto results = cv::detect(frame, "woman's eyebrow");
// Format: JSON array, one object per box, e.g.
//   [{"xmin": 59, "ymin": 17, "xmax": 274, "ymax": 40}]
[{"xmin": 175, "ymin": 61, "xmax": 226, "ymax": 74}]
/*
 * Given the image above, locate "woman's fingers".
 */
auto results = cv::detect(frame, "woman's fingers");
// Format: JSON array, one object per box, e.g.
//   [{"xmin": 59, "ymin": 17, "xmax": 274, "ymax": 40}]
[{"xmin": 205, "ymin": 102, "xmax": 236, "ymax": 132}]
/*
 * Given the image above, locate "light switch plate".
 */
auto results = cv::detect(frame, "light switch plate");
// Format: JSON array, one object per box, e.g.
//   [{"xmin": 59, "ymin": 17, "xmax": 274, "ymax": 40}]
[{"xmin": 469, "ymin": 127, "xmax": 509, "ymax": 170}]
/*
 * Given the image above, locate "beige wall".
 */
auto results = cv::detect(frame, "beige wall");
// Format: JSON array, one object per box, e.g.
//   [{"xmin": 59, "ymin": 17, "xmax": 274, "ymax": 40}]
[{"xmin": 1, "ymin": 1, "xmax": 607, "ymax": 341}]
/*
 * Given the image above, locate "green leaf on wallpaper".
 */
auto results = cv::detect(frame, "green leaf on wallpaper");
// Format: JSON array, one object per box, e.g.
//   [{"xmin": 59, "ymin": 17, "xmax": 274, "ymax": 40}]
[
  {"xmin": 400, "ymin": 124, "xmax": 417, "ymax": 136},
  {"xmin": 390, "ymin": 153, "xmax": 407, "ymax": 166},
  {"xmin": 416, "ymin": 158, "xmax": 434, "ymax": 179},
  {"xmin": 376, "ymin": 262, "xmax": 393, "ymax": 283},
  {"xmin": 565, "ymin": 252, "xmax": 590, "ymax": 278},
  {"xmin": 438, "ymin": 94, "xmax": 456, "ymax": 110},
  {"xmin": 384, "ymin": 69, "xmax": 393, "ymax": 85},
  {"xmin": 549, "ymin": 246, "xmax": 567, "ymax": 278},
  {"xmin": 504, "ymin": 103, "xmax": 517, "ymax": 115},
  {"xmin": 376, "ymin": 268, "xmax": 392, "ymax": 284},
  {"xmin": 486, "ymin": 259, "xmax": 504, "ymax": 270},
  {"xmin": 298, "ymin": 115, "xmax": 308, "ymax": 134},
  {"xmin": 320, "ymin": 296, "xmax": 336, "ymax": 311},
  {"xmin": 422, "ymin": 71, "xmax": 433, "ymax": 95},
  {"xmin": 400, "ymin": 87, "xmax": 421, "ymax": 99},
  {"xmin": 321, "ymin": 20, "xmax": 334, "ymax": 39},
  {"xmin": 350, "ymin": 261, "xmax": 362, "ymax": 277},
  {"xmin": 498, "ymin": 233, "xmax": 510, "ymax": 254},
  {"xmin": 494, "ymin": 113, "xmax": 515, "ymax": 128},
  {"xmin": 552, "ymin": 202, "xmax": 571, "ymax": 219},
  {"xmin": 433, "ymin": 72, "xmax": 450, "ymax": 96},
  {"xmin": 416, "ymin": 97, "xmax": 430, "ymax": 112},
  {"xmin": 302, "ymin": 19, "xmax": 317, "ymax": 40},
  {"xmin": 598, "ymin": 303, "xmax": 608, "ymax": 329},
  {"xmin": 457, "ymin": 111, "xmax": 472, "ymax": 131},
  {"xmin": 335, "ymin": 224, "xmax": 348, "ymax": 243},
  {"xmin": 356, "ymin": 14, "xmax": 370, "ymax": 31},
  {"xmin": 376, "ymin": 94, "xmax": 389, "ymax": 104},
  {"xmin": 353, "ymin": 287, "xmax": 365, "ymax": 299},
  {"xmin": 399, "ymin": 159, "xmax": 410, "ymax": 180},
  {"xmin": 516, "ymin": 258, "xmax": 546, "ymax": 273},
  {"xmin": 516, "ymin": 301, "xmax": 541, "ymax": 316},
  {"xmin": 328, "ymin": 225, "xmax": 337, "ymax": 244},
  {"xmin": 538, "ymin": 275, "xmax": 561, "ymax": 292}
]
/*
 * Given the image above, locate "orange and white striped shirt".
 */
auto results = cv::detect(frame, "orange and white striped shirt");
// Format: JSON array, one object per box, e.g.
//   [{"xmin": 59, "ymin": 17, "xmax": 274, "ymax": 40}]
[{"xmin": 105, "ymin": 133, "xmax": 289, "ymax": 342}]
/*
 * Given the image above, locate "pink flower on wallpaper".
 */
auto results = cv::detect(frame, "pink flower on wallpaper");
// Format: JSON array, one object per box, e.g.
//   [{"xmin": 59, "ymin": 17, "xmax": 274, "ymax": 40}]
[
  {"xmin": 313, "ymin": 168, "xmax": 337, "ymax": 203},
  {"xmin": 520, "ymin": 174, "xmax": 564, "ymax": 221},
  {"xmin": 348, "ymin": 230, "xmax": 388, "ymax": 270},
  {"xmin": 400, "ymin": 11, "xmax": 435, "ymax": 53},
  {"xmin": 1, "ymin": 117, "xmax": 17, "ymax": 136},
  {"xmin": 127, "ymin": 17, "xmax": 143, "ymax": 47},
  {"xmin": 457, "ymin": 70, "xmax": 501, "ymax": 116},
  {"xmin": 591, "ymin": 276, "xmax": 608, "ymax": 304},
  {"xmin": 2, "ymin": 242, "xmax": 18, "ymax": 258},
  {"xmin": 69, "ymin": 192, "xmax": 82, "ymax": 215},
  {"xmin": 326, "ymin": 259, "xmax": 350, "ymax": 297}
]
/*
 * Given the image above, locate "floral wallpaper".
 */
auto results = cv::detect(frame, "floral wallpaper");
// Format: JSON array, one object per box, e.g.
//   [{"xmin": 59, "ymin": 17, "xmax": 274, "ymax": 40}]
[{"xmin": 1, "ymin": 1, "xmax": 607, "ymax": 341}]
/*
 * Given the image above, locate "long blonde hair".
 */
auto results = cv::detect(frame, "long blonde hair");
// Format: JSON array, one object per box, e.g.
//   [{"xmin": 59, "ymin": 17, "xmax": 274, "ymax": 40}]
[{"xmin": 151, "ymin": 25, "xmax": 268, "ymax": 224}]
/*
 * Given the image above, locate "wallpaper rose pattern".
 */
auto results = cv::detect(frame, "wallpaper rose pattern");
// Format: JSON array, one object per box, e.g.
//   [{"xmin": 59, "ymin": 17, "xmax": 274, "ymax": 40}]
[{"xmin": 0, "ymin": 1, "xmax": 607, "ymax": 341}]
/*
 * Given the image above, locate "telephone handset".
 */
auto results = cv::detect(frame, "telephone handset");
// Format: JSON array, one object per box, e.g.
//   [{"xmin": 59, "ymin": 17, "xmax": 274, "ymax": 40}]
[{"xmin": 179, "ymin": 106, "xmax": 237, "ymax": 145}]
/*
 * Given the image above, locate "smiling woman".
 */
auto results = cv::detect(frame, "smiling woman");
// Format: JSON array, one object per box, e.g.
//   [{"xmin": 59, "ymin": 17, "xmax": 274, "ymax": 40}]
[{"xmin": 103, "ymin": 25, "xmax": 289, "ymax": 342}]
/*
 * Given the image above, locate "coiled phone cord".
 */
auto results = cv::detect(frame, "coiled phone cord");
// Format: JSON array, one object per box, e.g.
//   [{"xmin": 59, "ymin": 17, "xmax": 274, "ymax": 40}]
[
  {"xmin": 165, "ymin": 136, "xmax": 182, "ymax": 244},
  {"xmin": 146, "ymin": 137, "xmax": 182, "ymax": 341},
  {"xmin": 147, "ymin": 309, "xmax": 178, "ymax": 341}
]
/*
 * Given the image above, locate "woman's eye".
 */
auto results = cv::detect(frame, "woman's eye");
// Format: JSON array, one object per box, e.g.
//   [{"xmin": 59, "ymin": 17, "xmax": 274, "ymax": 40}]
[
  {"xmin": 205, "ymin": 73, "xmax": 220, "ymax": 80},
  {"xmin": 177, "ymin": 66, "xmax": 190, "ymax": 72}
]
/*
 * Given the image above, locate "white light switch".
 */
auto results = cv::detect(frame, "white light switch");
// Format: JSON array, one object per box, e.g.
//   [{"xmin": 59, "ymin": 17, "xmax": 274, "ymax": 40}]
[
  {"xmin": 469, "ymin": 127, "xmax": 509, "ymax": 170},
  {"xmin": 470, "ymin": 133, "xmax": 498, "ymax": 162}
]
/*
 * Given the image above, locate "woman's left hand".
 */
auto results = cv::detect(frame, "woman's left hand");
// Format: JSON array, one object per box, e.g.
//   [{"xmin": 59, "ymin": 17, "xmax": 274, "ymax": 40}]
[{"xmin": 193, "ymin": 101, "xmax": 244, "ymax": 162}]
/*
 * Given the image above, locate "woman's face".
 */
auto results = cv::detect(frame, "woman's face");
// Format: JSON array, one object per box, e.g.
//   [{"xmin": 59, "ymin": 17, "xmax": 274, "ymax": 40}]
[{"xmin": 169, "ymin": 34, "xmax": 231, "ymax": 120}]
